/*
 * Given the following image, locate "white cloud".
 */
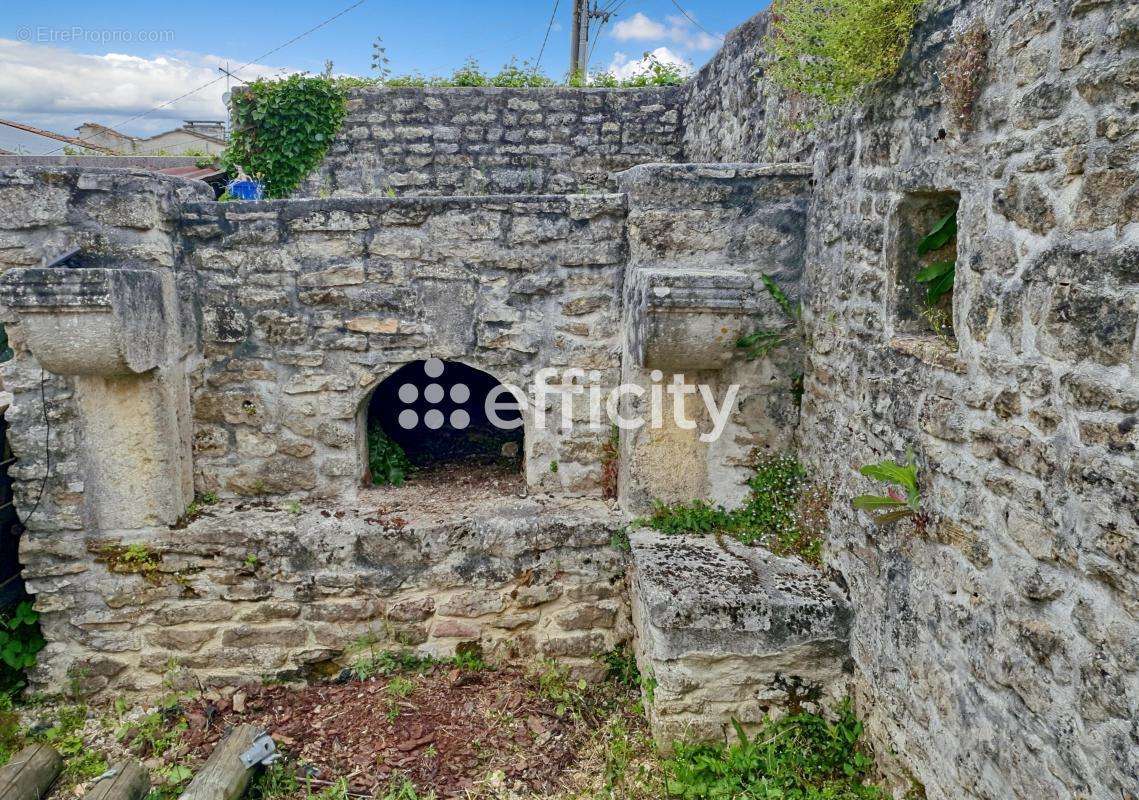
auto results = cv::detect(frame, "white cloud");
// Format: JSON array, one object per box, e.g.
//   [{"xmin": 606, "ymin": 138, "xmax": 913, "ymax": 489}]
[
  {"xmin": 608, "ymin": 12, "xmax": 720, "ymax": 51},
  {"xmin": 0, "ymin": 38, "xmax": 290, "ymax": 150},
  {"xmin": 611, "ymin": 12, "xmax": 667, "ymax": 42},
  {"xmin": 605, "ymin": 47, "xmax": 694, "ymax": 81}
]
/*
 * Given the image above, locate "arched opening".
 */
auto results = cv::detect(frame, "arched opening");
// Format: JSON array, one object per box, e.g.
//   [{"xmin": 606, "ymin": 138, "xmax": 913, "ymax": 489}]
[{"xmin": 364, "ymin": 359, "xmax": 524, "ymax": 486}]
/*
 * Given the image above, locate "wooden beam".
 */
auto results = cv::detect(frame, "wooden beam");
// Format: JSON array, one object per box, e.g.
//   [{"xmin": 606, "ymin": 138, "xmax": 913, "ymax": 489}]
[
  {"xmin": 179, "ymin": 724, "xmax": 263, "ymax": 800},
  {"xmin": 0, "ymin": 744, "xmax": 63, "ymax": 800},
  {"xmin": 86, "ymin": 762, "xmax": 150, "ymax": 800},
  {"xmin": 0, "ymin": 119, "xmax": 118, "ymax": 155}
]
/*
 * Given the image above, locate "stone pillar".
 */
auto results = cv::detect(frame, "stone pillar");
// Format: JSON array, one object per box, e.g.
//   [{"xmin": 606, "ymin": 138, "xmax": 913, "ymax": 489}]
[
  {"xmin": 0, "ymin": 268, "xmax": 193, "ymax": 529},
  {"xmin": 615, "ymin": 163, "xmax": 813, "ymax": 515}
]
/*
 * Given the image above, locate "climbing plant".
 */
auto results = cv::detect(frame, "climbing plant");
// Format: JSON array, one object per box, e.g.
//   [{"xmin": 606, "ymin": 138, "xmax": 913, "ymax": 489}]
[
  {"xmin": 764, "ymin": 0, "xmax": 923, "ymax": 107},
  {"xmin": 224, "ymin": 74, "xmax": 348, "ymax": 198}
]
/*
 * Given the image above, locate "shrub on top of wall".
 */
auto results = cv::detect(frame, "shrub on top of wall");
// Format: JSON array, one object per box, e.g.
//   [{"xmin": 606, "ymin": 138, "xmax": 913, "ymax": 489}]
[
  {"xmin": 225, "ymin": 74, "xmax": 348, "ymax": 198},
  {"xmin": 764, "ymin": 0, "xmax": 924, "ymax": 107}
]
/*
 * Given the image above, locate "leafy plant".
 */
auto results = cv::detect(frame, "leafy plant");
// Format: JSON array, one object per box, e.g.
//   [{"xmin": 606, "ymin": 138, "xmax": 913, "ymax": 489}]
[
  {"xmin": 491, "ymin": 59, "xmax": 556, "ymax": 88},
  {"xmin": 663, "ymin": 701, "xmax": 886, "ymax": 799},
  {"xmin": 737, "ymin": 275, "xmax": 801, "ymax": 360},
  {"xmin": 533, "ymin": 660, "xmax": 590, "ymax": 718},
  {"xmin": 601, "ymin": 646, "xmax": 640, "ymax": 688},
  {"xmin": 36, "ymin": 705, "xmax": 109, "ymax": 783},
  {"xmin": 367, "ymin": 424, "xmax": 412, "ymax": 486},
  {"xmin": 225, "ymin": 74, "xmax": 348, "ymax": 198},
  {"xmin": 914, "ymin": 208, "xmax": 958, "ymax": 307},
  {"xmin": 765, "ymin": 0, "xmax": 923, "ymax": 107},
  {"xmin": 641, "ymin": 500, "xmax": 733, "ymax": 536},
  {"xmin": 639, "ymin": 455, "xmax": 828, "ymax": 565},
  {"xmin": 371, "ymin": 36, "xmax": 392, "ymax": 82},
  {"xmin": 0, "ymin": 602, "xmax": 44, "ymax": 674},
  {"xmin": 602, "ymin": 53, "xmax": 687, "ymax": 87},
  {"xmin": 851, "ymin": 450, "xmax": 929, "ymax": 534},
  {"xmin": 451, "ymin": 57, "xmax": 489, "ymax": 87}
]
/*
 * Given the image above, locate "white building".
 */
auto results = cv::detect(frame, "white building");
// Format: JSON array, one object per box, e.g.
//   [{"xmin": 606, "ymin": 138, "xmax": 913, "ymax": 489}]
[{"xmin": 74, "ymin": 120, "xmax": 227, "ymax": 156}]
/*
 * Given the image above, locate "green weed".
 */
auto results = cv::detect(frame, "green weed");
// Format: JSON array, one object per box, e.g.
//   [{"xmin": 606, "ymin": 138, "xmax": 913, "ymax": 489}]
[
  {"xmin": 663, "ymin": 701, "xmax": 887, "ymax": 799},
  {"xmin": 638, "ymin": 454, "xmax": 828, "ymax": 565}
]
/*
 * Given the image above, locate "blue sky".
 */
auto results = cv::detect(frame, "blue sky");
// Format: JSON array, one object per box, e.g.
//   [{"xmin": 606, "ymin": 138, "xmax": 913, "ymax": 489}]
[{"xmin": 0, "ymin": 0, "xmax": 769, "ymax": 153}]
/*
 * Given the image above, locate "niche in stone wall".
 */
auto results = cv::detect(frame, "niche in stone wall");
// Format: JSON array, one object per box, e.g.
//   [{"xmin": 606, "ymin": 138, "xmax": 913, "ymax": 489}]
[
  {"xmin": 362, "ymin": 359, "xmax": 524, "ymax": 487},
  {"xmin": 891, "ymin": 191, "xmax": 960, "ymax": 341}
]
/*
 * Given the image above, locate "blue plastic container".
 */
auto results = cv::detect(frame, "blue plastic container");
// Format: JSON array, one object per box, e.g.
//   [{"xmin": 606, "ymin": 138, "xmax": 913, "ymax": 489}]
[{"xmin": 227, "ymin": 179, "xmax": 265, "ymax": 201}]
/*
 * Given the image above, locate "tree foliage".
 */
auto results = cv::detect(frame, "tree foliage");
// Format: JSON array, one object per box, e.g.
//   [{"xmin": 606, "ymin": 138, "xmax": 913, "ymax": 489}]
[{"xmin": 225, "ymin": 74, "xmax": 348, "ymax": 198}]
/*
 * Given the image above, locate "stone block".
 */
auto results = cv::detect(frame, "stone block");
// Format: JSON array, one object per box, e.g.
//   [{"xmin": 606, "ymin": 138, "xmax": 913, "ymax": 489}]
[{"xmin": 629, "ymin": 530, "xmax": 851, "ymax": 748}]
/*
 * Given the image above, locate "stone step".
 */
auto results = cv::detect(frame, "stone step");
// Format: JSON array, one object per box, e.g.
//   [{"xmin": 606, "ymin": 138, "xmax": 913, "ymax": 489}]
[{"xmin": 628, "ymin": 528, "xmax": 851, "ymax": 748}]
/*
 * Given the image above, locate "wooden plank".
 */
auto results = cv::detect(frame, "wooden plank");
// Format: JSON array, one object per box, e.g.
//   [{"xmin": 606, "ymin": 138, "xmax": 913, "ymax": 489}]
[
  {"xmin": 86, "ymin": 762, "xmax": 150, "ymax": 800},
  {"xmin": 0, "ymin": 744, "xmax": 62, "ymax": 800},
  {"xmin": 180, "ymin": 724, "xmax": 263, "ymax": 800}
]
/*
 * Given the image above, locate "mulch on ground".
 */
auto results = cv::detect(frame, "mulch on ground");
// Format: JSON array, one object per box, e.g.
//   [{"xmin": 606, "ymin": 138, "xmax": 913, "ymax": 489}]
[{"xmin": 180, "ymin": 665, "xmax": 588, "ymax": 798}]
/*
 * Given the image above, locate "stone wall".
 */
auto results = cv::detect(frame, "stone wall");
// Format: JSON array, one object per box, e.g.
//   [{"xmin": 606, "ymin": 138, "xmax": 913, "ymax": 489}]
[
  {"xmin": 784, "ymin": 0, "xmax": 1138, "ymax": 797},
  {"xmin": 24, "ymin": 492, "xmax": 628, "ymax": 694},
  {"xmin": 301, "ymin": 87, "xmax": 684, "ymax": 197},
  {"xmin": 181, "ymin": 193, "xmax": 627, "ymax": 498},
  {"xmin": 680, "ymin": 12, "xmax": 814, "ymax": 165}
]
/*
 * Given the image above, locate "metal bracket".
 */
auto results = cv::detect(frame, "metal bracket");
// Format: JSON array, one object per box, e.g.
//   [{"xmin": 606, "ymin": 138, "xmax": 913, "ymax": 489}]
[{"xmin": 239, "ymin": 733, "xmax": 279, "ymax": 769}]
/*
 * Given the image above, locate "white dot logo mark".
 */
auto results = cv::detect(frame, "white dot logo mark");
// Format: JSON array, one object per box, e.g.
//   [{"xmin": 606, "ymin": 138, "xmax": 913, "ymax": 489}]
[
  {"xmin": 424, "ymin": 358, "xmax": 444, "ymax": 379},
  {"xmin": 450, "ymin": 383, "xmax": 470, "ymax": 403}
]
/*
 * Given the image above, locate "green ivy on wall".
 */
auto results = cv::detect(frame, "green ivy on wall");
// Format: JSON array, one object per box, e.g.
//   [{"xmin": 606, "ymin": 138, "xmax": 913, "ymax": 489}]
[
  {"xmin": 224, "ymin": 74, "xmax": 348, "ymax": 198},
  {"xmin": 764, "ymin": 0, "xmax": 923, "ymax": 107}
]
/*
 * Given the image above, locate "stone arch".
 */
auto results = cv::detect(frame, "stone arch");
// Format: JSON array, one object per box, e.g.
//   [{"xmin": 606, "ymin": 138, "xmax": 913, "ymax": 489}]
[{"xmin": 356, "ymin": 359, "xmax": 525, "ymax": 485}]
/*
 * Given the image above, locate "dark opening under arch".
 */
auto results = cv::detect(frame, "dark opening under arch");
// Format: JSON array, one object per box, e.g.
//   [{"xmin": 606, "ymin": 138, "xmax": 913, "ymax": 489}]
[{"xmin": 365, "ymin": 360, "xmax": 523, "ymax": 482}]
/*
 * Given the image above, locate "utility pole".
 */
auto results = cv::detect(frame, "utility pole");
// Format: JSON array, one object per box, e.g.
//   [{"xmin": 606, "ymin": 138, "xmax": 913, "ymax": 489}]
[{"xmin": 570, "ymin": 0, "xmax": 590, "ymax": 79}]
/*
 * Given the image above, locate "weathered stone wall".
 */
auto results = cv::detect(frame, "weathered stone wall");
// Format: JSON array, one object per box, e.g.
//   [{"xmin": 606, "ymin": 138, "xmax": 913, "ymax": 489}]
[
  {"xmin": 786, "ymin": 0, "xmax": 1138, "ymax": 797},
  {"xmin": 0, "ymin": 167, "xmax": 212, "ymax": 540},
  {"xmin": 679, "ymin": 12, "xmax": 814, "ymax": 165},
  {"xmin": 181, "ymin": 193, "xmax": 627, "ymax": 498},
  {"xmin": 24, "ymin": 493, "xmax": 628, "ymax": 694},
  {"xmin": 301, "ymin": 87, "xmax": 684, "ymax": 197}
]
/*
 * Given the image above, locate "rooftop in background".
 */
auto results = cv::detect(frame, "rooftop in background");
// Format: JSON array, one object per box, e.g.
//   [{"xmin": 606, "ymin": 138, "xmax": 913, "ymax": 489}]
[{"xmin": 74, "ymin": 120, "xmax": 227, "ymax": 156}]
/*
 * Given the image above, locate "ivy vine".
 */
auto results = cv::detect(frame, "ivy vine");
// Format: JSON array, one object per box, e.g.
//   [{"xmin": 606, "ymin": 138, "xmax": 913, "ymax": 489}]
[{"xmin": 224, "ymin": 74, "xmax": 347, "ymax": 198}]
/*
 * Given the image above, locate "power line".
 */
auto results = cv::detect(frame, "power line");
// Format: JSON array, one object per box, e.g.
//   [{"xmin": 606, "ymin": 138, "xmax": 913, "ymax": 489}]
[
  {"xmin": 45, "ymin": 0, "xmax": 368, "ymax": 154},
  {"xmin": 536, "ymin": 0, "xmax": 562, "ymax": 70},
  {"xmin": 667, "ymin": 0, "xmax": 724, "ymax": 41}
]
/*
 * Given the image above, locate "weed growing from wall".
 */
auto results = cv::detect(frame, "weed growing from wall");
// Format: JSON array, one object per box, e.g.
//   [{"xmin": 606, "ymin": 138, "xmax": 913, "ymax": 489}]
[
  {"xmin": 225, "ymin": 74, "xmax": 348, "ymax": 198},
  {"xmin": 639, "ymin": 454, "xmax": 828, "ymax": 565},
  {"xmin": 942, "ymin": 23, "xmax": 989, "ymax": 132},
  {"xmin": 764, "ymin": 0, "xmax": 923, "ymax": 107},
  {"xmin": 737, "ymin": 275, "xmax": 801, "ymax": 360},
  {"xmin": 851, "ymin": 450, "xmax": 930, "ymax": 536}
]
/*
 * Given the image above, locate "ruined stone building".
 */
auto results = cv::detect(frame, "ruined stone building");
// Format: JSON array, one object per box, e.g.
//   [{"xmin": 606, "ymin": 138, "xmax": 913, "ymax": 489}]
[{"xmin": 0, "ymin": 0, "xmax": 1135, "ymax": 797}]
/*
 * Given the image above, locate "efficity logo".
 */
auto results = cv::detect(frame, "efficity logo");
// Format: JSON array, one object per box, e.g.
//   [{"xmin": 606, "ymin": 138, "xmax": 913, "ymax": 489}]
[{"xmin": 398, "ymin": 360, "xmax": 739, "ymax": 444}]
